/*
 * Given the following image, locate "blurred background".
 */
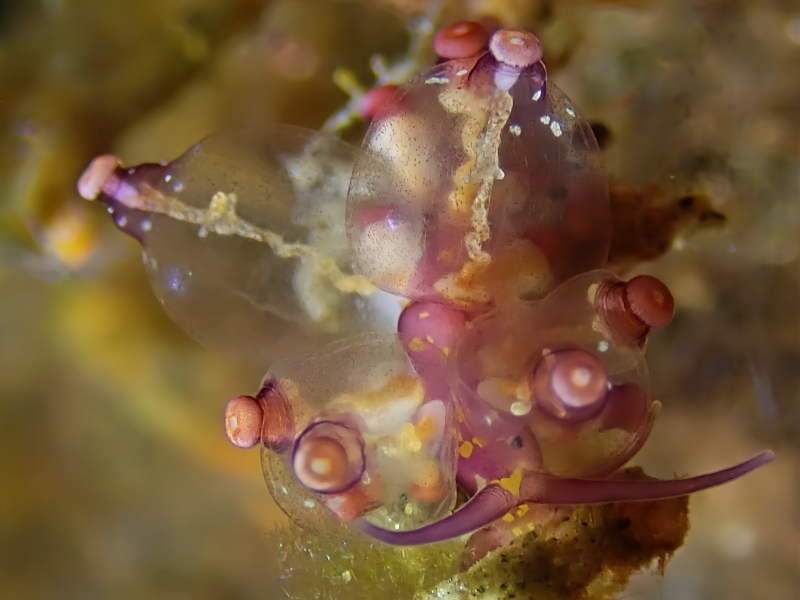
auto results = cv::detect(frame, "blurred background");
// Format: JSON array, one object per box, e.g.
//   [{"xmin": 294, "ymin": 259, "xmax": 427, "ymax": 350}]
[{"xmin": 0, "ymin": 0, "xmax": 797, "ymax": 598}]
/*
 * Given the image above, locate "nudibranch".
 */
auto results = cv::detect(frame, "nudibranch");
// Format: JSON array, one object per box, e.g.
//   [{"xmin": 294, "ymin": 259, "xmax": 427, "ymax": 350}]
[{"xmin": 78, "ymin": 20, "xmax": 773, "ymax": 552}]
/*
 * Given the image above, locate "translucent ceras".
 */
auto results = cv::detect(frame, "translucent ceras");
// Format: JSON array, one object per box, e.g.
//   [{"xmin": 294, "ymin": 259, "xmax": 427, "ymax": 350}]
[
  {"xmin": 78, "ymin": 126, "xmax": 398, "ymax": 364},
  {"xmin": 360, "ymin": 271, "xmax": 773, "ymax": 545},
  {"xmin": 346, "ymin": 28, "xmax": 611, "ymax": 308},
  {"xmin": 254, "ymin": 333, "xmax": 457, "ymax": 531}
]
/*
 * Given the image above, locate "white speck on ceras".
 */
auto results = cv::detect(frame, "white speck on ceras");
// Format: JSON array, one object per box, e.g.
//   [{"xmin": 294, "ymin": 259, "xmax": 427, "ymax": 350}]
[
  {"xmin": 550, "ymin": 121, "xmax": 563, "ymax": 137},
  {"xmin": 509, "ymin": 124, "xmax": 522, "ymax": 136},
  {"xmin": 425, "ymin": 76, "xmax": 450, "ymax": 85}
]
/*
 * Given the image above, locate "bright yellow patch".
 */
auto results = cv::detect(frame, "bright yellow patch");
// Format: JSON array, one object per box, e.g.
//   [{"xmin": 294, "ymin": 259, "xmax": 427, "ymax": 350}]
[
  {"xmin": 399, "ymin": 422, "xmax": 422, "ymax": 452},
  {"xmin": 496, "ymin": 470, "xmax": 523, "ymax": 496},
  {"xmin": 419, "ymin": 312, "xmax": 430, "ymax": 319},
  {"xmin": 502, "ymin": 513, "xmax": 515, "ymax": 523},
  {"xmin": 458, "ymin": 441, "xmax": 474, "ymax": 458},
  {"xmin": 442, "ymin": 347, "xmax": 450, "ymax": 357},
  {"xmin": 472, "ymin": 437, "xmax": 486, "ymax": 448},
  {"xmin": 516, "ymin": 504, "xmax": 529, "ymax": 518},
  {"xmin": 512, "ymin": 526, "xmax": 524, "ymax": 537},
  {"xmin": 408, "ymin": 337, "xmax": 426, "ymax": 352}
]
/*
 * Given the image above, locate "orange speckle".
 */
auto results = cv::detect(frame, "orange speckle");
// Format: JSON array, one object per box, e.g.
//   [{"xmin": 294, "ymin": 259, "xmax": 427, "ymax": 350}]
[
  {"xmin": 408, "ymin": 337, "xmax": 426, "ymax": 351},
  {"xmin": 426, "ymin": 335, "xmax": 434, "ymax": 344},
  {"xmin": 472, "ymin": 437, "xmax": 486, "ymax": 448},
  {"xmin": 415, "ymin": 415, "xmax": 435, "ymax": 440},
  {"xmin": 411, "ymin": 466, "xmax": 443, "ymax": 503},
  {"xmin": 419, "ymin": 312, "xmax": 430, "ymax": 319},
  {"xmin": 442, "ymin": 347, "xmax": 450, "ymax": 357}
]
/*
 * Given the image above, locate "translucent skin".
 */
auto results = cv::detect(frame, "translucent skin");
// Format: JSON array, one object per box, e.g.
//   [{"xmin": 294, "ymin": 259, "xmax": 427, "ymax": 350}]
[
  {"xmin": 251, "ymin": 272, "xmax": 772, "ymax": 547},
  {"xmin": 78, "ymin": 24, "xmax": 774, "ymax": 551},
  {"xmin": 359, "ymin": 270, "xmax": 773, "ymax": 545},
  {"xmin": 258, "ymin": 333, "xmax": 457, "ymax": 531},
  {"xmin": 347, "ymin": 30, "xmax": 610, "ymax": 308},
  {"xmin": 451, "ymin": 270, "xmax": 656, "ymax": 487},
  {"xmin": 79, "ymin": 126, "xmax": 394, "ymax": 365}
]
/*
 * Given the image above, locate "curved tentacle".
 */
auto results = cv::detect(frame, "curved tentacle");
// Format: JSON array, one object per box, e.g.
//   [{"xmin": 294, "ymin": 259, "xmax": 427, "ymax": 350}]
[
  {"xmin": 520, "ymin": 451, "xmax": 774, "ymax": 505},
  {"xmin": 358, "ymin": 484, "xmax": 516, "ymax": 546},
  {"xmin": 358, "ymin": 452, "xmax": 774, "ymax": 546}
]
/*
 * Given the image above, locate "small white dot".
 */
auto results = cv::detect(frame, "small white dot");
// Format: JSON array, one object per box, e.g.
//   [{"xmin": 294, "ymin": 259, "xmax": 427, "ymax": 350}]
[
  {"xmin": 117, "ymin": 216, "xmax": 128, "ymax": 227},
  {"xmin": 510, "ymin": 401, "xmax": 531, "ymax": 416},
  {"xmin": 106, "ymin": 206, "xmax": 114, "ymax": 214},
  {"xmin": 127, "ymin": 167, "xmax": 136, "ymax": 175},
  {"xmin": 141, "ymin": 220, "xmax": 152, "ymax": 232},
  {"xmin": 425, "ymin": 76, "xmax": 450, "ymax": 85},
  {"xmin": 173, "ymin": 181, "xmax": 184, "ymax": 192},
  {"xmin": 164, "ymin": 174, "xmax": 172, "ymax": 182},
  {"xmin": 540, "ymin": 115, "xmax": 551, "ymax": 125},
  {"xmin": 566, "ymin": 107, "xmax": 576, "ymax": 117},
  {"xmin": 456, "ymin": 69, "xmax": 468, "ymax": 76},
  {"xmin": 532, "ymin": 90, "xmax": 542, "ymax": 101},
  {"xmin": 302, "ymin": 499, "xmax": 316, "ymax": 509},
  {"xmin": 509, "ymin": 124, "xmax": 522, "ymax": 136},
  {"xmin": 550, "ymin": 121, "xmax": 563, "ymax": 137},
  {"xmin": 598, "ymin": 340, "xmax": 609, "ymax": 352}
]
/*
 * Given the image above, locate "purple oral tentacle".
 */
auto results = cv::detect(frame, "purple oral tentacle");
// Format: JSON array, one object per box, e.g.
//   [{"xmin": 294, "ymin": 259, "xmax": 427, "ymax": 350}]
[
  {"xmin": 519, "ymin": 451, "xmax": 774, "ymax": 505},
  {"xmin": 78, "ymin": 155, "xmax": 170, "ymax": 244},
  {"xmin": 358, "ymin": 484, "xmax": 516, "ymax": 546}
]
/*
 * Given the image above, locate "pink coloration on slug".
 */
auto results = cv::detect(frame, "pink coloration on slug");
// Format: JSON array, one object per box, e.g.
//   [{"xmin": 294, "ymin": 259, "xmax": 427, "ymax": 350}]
[
  {"xmin": 433, "ymin": 21, "xmax": 489, "ymax": 60},
  {"xmin": 258, "ymin": 381, "xmax": 295, "ymax": 454},
  {"xmin": 358, "ymin": 451, "xmax": 774, "ymax": 545},
  {"xmin": 292, "ymin": 420, "xmax": 366, "ymax": 494},
  {"xmin": 359, "ymin": 85, "xmax": 399, "ymax": 121},
  {"xmin": 489, "ymin": 29, "xmax": 543, "ymax": 70},
  {"xmin": 78, "ymin": 154, "xmax": 120, "ymax": 201},
  {"xmin": 78, "ymin": 22, "xmax": 775, "ymax": 555},
  {"xmin": 398, "ymin": 301, "xmax": 468, "ymax": 352},
  {"xmin": 596, "ymin": 274, "xmax": 675, "ymax": 346},
  {"xmin": 347, "ymin": 28, "xmax": 609, "ymax": 308},
  {"xmin": 530, "ymin": 349, "xmax": 609, "ymax": 422},
  {"xmin": 224, "ymin": 395, "xmax": 263, "ymax": 449}
]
